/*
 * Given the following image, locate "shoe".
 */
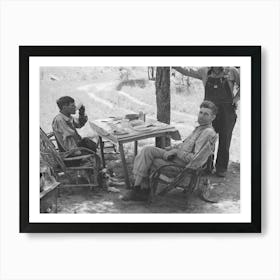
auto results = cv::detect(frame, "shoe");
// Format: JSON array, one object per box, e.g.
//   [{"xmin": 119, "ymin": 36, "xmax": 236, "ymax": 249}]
[
  {"xmin": 215, "ymin": 170, "xmax": 227, "ymax": 177},
  {"xmin": 122, "ymin": 187, "xmax": 150, "ymax": 201}
]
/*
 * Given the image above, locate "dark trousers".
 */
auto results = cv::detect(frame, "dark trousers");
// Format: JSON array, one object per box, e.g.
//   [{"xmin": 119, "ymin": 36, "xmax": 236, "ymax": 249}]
[
  {"xmin": 78, "ymin": 137, "xmax": 98, "ymax": 153},
  {"xmin": 78, "ymin": 137, "xmax": 101, "ymax": 170},
  {"xmin": 212, "ymin": 103, "xmax": 237, "ymax": 172}
]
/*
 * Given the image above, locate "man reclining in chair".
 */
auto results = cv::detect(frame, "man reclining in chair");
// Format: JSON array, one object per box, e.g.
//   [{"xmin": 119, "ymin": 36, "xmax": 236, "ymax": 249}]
[
  {"xmin": 122, "ymin": 100, "xmax": 218, "ymax": 201},
  {"xmin": 52, "ymin": 96, "xmax": 98, "ymax": 155}
]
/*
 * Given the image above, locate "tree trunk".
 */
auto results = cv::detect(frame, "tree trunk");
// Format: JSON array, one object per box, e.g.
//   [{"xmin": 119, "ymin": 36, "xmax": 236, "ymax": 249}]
[{"xmin": 155, "ymin": 67, "xmax": 170, "ymax": 148}]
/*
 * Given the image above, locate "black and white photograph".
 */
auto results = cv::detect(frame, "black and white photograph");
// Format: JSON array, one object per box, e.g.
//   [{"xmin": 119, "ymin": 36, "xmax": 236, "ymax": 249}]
[
  {"xmin": 20, "ymin": 46, "xmax": 260, "ymax": 232},
  {"xmin": 3, "ymin": 0, "xmax": 280, "ymax": 279},
  {"xmin": 40, "ymin": 66, "xmax": 240, "ymax": 214}
]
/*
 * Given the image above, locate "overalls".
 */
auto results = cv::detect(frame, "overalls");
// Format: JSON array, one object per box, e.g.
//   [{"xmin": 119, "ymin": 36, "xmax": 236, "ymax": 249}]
[{"xmin": 205, "ymin": 76, "xmax": 237, "ymax": 172}]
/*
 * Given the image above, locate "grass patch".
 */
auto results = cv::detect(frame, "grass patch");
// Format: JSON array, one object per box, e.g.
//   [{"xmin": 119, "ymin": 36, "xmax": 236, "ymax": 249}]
[{"xmin": 116, "ymin": 79, "xmax": 148, "ymax": 90}]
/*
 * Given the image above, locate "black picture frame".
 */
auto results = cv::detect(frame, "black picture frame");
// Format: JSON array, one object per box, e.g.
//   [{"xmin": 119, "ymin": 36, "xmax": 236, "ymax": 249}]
[{"xmin": 20, "ymin": 46, "xmax": 261, "ymax": 233}]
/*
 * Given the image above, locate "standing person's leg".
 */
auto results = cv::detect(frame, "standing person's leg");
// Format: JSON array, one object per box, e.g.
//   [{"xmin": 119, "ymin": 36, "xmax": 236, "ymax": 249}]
[
  {"xmin": 223, "ymin": 103, "xmax": 237, "ymax": 168},
  {"xmin": 212, "ymin": 104, "xmax": 222, "ymax": 134},
  {"xmin": 214, "ymin": 104, "xmax": 237, "ymax": 176},
  {"xmin": 212, "ymin": 103, "xmax": 222, "ymax": 172}
]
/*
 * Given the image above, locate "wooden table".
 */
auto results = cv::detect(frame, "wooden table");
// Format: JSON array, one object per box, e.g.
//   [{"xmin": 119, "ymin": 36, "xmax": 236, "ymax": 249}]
[{"xmin": 89, "ymin": 118, "xmax": 181, "ymax": 189}]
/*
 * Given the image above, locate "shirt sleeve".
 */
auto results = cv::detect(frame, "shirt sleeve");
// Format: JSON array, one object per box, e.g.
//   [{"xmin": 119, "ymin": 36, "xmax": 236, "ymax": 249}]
[
  {"xmin": 228, "ymin": 67, "xmax": 240, "ymax": 98},
  {"xmin": 52, "ymin": 116, "xmax": 78, "ymax": 151},
  {"xmin": 229, "ymin": 67, "xmax": 240, "ymax": 87},
  {"xmin": 176, "ymin": 128, "xmax": 216, "ymax": 164}
]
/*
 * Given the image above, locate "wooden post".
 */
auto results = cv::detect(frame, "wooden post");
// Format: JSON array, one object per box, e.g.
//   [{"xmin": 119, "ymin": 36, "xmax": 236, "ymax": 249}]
[
  {"xmin": 155, "ymin": 67, "xmax": 171, "ymax": 148},
  {"xmin": 99, "ymin": 136, "xmax": 106, "ymax": 168},
  {"xmin": 134, "ymin": 141, "xmax": 138, "ymax": 157}
]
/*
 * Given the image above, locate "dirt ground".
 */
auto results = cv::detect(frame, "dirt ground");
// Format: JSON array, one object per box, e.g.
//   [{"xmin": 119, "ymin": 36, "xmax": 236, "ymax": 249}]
[
  {"xmin": 41, "ymin": 67, "xmax": 240, "ymax": 214},
  {"xmin": 57, "ymin": 152, "xmax": 240, "ymax": 214}
]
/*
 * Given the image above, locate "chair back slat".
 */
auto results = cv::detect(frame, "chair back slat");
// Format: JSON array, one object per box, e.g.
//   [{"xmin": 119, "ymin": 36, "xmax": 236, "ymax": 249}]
[{"xmin": 40, "ymin": 128, "xmax": 66, "ymax": 172}]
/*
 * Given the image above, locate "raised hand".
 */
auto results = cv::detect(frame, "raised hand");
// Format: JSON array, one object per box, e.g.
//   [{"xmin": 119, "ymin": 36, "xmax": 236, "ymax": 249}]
[{"xmin": 79, "ymin": 105, "xmax": 85, "ymax": 115}]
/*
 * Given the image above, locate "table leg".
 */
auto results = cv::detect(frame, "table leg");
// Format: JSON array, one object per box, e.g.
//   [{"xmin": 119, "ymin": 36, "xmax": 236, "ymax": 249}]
[
  {"xmin": 156, "ymin": 136, "xmax": 166, "ymax": 148},
  {"xmin": 99, "ymin": 136, "xmax": 106, "ymax": 168},
  {"xmin": 134, "ymin": 141, "xmax": 138, "ymax": 157},
  {"xmin": 119, "ymin": 143, "xmax": 131, "ymax": 189},
  {"xmin": 161, "ymin": 137, "xmax": 166, "ymax": 148}
]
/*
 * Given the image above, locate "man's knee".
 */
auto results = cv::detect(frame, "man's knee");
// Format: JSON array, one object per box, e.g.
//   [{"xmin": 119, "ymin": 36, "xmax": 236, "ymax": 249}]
[
  {"xmin": 147, "ymin": 145, "xmax": 165, "ymax": 152},
  {"xmin": 142, "ymin": 146, "xmax": 164, "ymax": 158}
]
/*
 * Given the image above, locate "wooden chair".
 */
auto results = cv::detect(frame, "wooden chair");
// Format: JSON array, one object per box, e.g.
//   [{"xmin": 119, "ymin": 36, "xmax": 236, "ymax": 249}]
[
  {"xmin": 40, "ymin": 157, "xmax": 60, "ymax": 213},
  {"xmin": 40, "ymin": 127, "xmax": 102, "ymax": 189},
  {"xmin": 45, "ymin": 131, "xmax": 60, "ymax": 151},
  {"xmin": 97, "ymin": 137, "xmax": 118, "ymax": 154},
  {"xmin": 149, "ymin": 134, "xmax": 218, "ymax": 203}
]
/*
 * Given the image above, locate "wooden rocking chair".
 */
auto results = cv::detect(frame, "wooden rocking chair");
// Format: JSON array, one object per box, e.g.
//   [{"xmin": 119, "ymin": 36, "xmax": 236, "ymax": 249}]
[
  {"xmin": 149, "ymin": 134, "xmax": 218, "ymax": 203},
  {"xmin": 40, "ymin": 127, "xmax": 102, "ymax": 189}
]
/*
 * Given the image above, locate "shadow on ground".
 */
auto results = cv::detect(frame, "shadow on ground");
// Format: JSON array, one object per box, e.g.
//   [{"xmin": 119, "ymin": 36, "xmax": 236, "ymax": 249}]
[{"xmin": 57, "ymin": 153, "xmax": 240, "ymax": 214}]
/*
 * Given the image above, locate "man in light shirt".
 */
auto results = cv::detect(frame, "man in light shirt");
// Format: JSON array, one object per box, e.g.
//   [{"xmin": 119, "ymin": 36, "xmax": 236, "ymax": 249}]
[
  {"xmin": 173, "ymin": 66, "xmax": 240, "ymax": 177},
  {"xmin": 52, "ymin": 96, "xmax": 97, "ymax": 155},
  {"xmin": 122, "ymin": 101, "xmax": 217, "ymax": 201}
]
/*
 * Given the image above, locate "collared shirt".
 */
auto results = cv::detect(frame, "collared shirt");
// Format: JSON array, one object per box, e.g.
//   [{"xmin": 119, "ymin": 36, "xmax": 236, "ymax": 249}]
[
  {"xmin": 52, "ymin": 112, "xmax": 88, "ymax": 151},
  {"xmin": 174, "ymin": 124, "xmax": 216, "ymax": 164}
]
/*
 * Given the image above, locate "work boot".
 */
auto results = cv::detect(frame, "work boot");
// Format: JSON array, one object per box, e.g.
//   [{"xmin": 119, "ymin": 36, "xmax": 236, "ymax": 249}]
[{"xmin": 122, "ymin": 186, "xmax": 150, "ymax": 201}]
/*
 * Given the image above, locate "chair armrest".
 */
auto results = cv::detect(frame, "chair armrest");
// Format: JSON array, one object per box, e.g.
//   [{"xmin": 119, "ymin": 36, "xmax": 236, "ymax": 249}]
[
  {"xmin": 150, "ymin": 164, "xmax": 200, "ymax": 182},
  {"xmin": 155, "ymin": 164, "xmax": 186, "ymax": 174},
  {"xmin": 62, "ymin": 147, "xmax": 95, "ymax": 158},
  {"xmin": 150, "ymin": 164, "xmax": 186, "ymax": 181},
  {"xmin": 46, "ymin": 131, "xmax": 55, "ymax": 138},
  {"xmin": 62, "ymin": 154, "xmax": 93, "ymax": 161}
]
